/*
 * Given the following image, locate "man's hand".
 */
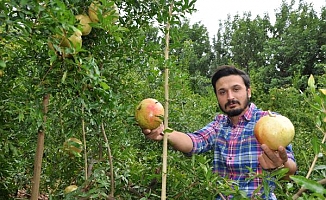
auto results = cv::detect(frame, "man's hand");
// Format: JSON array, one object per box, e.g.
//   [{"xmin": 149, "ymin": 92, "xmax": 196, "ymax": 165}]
[
  {"xmin": 142, "ymin": 123, "xmax": 164, "ymax": 141},
  {"xmin": 258, "ymin": 144, "xmax": 288, "ymax": 171},
  {"xmin": 142, "ymin": 124, "xmax": 193, "ymax": 153}
]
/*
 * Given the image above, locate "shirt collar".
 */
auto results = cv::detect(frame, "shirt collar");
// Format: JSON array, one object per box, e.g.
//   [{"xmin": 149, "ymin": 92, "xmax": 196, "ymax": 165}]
[
  {"xmin": 243, "ymin": 102, "xmax": 256, "ymax": 121},
  {"xmin": 224, "ymin": 103, "xmax": 256, "ymax": 125}
]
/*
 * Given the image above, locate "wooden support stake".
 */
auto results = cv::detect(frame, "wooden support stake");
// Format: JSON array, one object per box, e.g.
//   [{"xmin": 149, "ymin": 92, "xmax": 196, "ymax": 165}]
[{"xmin": 161, "ymin": 2, "xmax": 173, "ymax": 200}]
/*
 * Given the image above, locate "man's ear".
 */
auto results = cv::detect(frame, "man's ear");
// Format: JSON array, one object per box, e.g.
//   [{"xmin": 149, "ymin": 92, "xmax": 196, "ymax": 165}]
[{"xmin": 247, "ymin": 88, "xmax": 251, "ymax": 98}]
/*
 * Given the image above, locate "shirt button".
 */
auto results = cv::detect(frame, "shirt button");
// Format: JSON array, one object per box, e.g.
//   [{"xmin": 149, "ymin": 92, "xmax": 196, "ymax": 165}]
[{"xmin": 229, "ymin": 157, "xmax": 232, "ymax": 160}]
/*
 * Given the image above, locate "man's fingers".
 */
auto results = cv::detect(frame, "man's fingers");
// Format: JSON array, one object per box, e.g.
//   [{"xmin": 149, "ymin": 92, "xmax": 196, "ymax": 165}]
[
  {"xmin": 261, "ymin": 144, "xmax": 289, "ymax": 166},
  {"xmin": 259, "ymin": 145, "xmax": 289, "ymax": 170},
  {"xmin": 261, "ymin": 144, "xmax": 277, "ymax": 161},
  {"xmin": 142, "ymin": 124, "xmax": 162, "ymax": 135},
  {"xmin": 278, "ymin": 146, "xmax": 289, "ymax": 162},
  {"xmin": 258, "ymin": 154, "xmax": 267, "ymax": 168},
  {"xmin": 142, "ymin": 129, "xmax": 151, "ymax": 135},
  {"xmin": 142, "ymin": 124, "xmax": 165, "ymax": 141},
  {"xmin": 145, "ymin": 131, "xmax": 164, "ymax": 141}
]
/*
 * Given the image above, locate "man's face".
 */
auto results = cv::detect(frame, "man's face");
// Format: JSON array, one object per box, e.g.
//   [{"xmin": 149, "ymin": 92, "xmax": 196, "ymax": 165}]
[{"xmin": 215, "ymin": 75, "xmax": 251, "ymax": 117}]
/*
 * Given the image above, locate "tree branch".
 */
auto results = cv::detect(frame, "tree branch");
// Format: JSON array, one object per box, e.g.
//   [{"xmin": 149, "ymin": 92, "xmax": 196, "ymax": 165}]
[
  {"xmin": 101, "ymin": 123, "xmax": 115, "ymax": 199},
  {"xmin": 31, "ymin": 94, "xmax": 50, "ymax": 200}
]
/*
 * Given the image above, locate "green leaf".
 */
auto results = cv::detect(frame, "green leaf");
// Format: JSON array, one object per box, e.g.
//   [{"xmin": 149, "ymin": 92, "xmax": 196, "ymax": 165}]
[
  {"xmin": 311, "ymin": 136, "xmax": 320, "ymax": 156},
  {"xmin": 61, "ymin": 71, "xmax": 67, "ymax": 84},
  {"xmin": 117, "ymin": 27, "xmax": 129, "ymax": 32},
  {"xmin": 0, "ymin": 60, "xmax": 6, "ymax": 68},
  {"xmin": 262, "ymin": 177, "xmax": 270, "ymax": 199},
  {"xmin": 200, "ymin": 163, "xmax": 208, "ymax": 174},
  {"xmin": 99, "ymin": 82, "xmax": 110, "ymax": 90},
  {"xmin": 114, "ymin": 36, "xmax": 122, "ymax": 43},
  {"xmin": 307, "ymin": 74, "xmax": 315, "ymax": 91},
  {"xmin": 271, "ymin": 167, "xmax": 289, "ymax": 178},
  {"xmin": 321, "ymin": 143, "xmax": 326, "ymax": 152},
  {"xmin": 314, "ymin": 165, "xmax": 326, "ymax": 170},
  {"xmin": 49, "ymin": 54, "xmax": 57, "ymax": 65},
  {"xmin": 319, "ymin": 89, "xmax": 326, "ymax": 95},
  {"xmin": 163, "ymin": 128, "xmax": 174, "ymax": 133},
  {"xmin": 290, "ymin": 175, "xmax": 326, "ymax": 194}
]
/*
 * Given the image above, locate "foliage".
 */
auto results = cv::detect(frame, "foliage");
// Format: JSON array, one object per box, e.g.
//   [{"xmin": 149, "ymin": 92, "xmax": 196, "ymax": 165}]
[{"xmin": 0, "ymin": 0, "xmax": 325, "ymax": 199}]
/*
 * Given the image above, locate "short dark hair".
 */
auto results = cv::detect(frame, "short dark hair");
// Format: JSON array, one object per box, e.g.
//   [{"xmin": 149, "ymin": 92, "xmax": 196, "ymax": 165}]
[{"xmin": 211, "ymin": 65, "xmax": 250, "ymax": 94}]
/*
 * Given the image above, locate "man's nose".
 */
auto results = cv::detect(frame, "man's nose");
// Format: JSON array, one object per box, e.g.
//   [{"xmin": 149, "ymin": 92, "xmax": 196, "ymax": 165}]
[{"xmin": 227, "ymin": 91, "xmax": 234, "ymax": 100}]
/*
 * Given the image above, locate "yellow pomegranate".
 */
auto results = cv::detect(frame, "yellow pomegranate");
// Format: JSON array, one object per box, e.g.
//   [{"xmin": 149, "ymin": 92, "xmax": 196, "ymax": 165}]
[
  {"xmin": 75, "ymin": 14, "xmax": 92, "ymax": 35},
  {"xmin": 254, "ymin": 111, "xmax": 295, "ymax": 150}
]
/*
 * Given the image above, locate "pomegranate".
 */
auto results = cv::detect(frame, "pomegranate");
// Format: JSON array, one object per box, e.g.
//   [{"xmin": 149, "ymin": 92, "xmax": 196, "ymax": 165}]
[
  {"xmin": 135, "ymin": 98, "xmax": 164, "ymax": 130},
  {"xmin": 254, "ymin": 111, "xmax": 295, "ymax": 150}
]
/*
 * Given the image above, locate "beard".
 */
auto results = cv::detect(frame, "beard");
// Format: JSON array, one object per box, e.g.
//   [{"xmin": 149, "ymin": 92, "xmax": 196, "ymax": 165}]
[{"xmin": 218, "ymin": 94, "xmax": 250, "ymax": 117}]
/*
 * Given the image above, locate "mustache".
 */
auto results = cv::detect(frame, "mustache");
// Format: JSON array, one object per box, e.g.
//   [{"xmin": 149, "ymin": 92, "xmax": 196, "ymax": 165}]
[{"xmin": 225, "ymin": 99, "xmax": 240, "ymax": 108}]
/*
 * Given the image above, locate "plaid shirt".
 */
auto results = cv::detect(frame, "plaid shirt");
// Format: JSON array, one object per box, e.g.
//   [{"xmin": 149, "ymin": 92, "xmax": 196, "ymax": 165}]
[{"xmin": 187, "ymin": 103, "xmax": 295, "ymax": 199}]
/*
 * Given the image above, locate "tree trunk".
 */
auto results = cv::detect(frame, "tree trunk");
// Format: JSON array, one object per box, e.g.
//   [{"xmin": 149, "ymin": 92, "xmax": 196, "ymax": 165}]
[{"xmin": 31, "ymin": 94, "xmax": 50, "ymax": 200}]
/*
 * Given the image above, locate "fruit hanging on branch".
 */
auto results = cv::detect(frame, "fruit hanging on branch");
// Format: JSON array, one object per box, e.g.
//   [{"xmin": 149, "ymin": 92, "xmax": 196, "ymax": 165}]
[
  {"xmin": 135, "ymin": 98, "xmax": 164, "ymax": 130},
  {"xmin": 64, "ymin": 185, "xmax": 78, "ymax": 194},
  {"xmin": 254, "ymin": 111, "xmax": 295, "ymax": 150},
  {"xmin": 48, "ymin": 28, "xmax": 82, "ymax": 57},
  {"xmin": 60, "ymin": 29, "xmax": 83, "ymax": 49},
  {"xmin": 88, "ymin": 1, "xmax": 120, "ymax": 24},
  {"xmin": 75, "ymin": 14, "xmax": 92, "ymax": 36},
  {"xmin": 63, "ymin": 137, "xmax": 83, "ymax": 157}
]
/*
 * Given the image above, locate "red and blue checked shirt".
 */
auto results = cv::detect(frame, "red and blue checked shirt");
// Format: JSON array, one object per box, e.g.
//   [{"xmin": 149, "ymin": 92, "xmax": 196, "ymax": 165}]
[{"xmin": 186, "ymin": 103, "xmax": 296, "ymax": 200}]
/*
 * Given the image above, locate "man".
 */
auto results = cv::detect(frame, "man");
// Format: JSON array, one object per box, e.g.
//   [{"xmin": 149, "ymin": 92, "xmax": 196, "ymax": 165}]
[{"xmin": 142, "ymin": 65, "xmax": 297, "ymax": 199}]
